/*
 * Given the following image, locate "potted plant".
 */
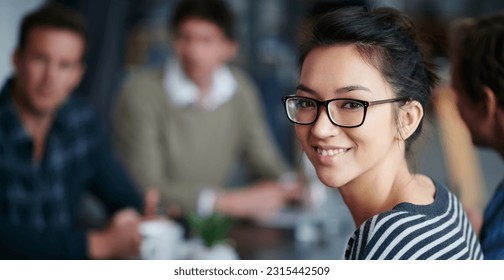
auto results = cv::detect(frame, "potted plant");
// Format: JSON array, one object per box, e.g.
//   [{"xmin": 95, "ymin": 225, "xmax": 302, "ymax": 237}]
[{"xmin": 188, "ymin": 213, "xmax": 238, "ymax": 260}]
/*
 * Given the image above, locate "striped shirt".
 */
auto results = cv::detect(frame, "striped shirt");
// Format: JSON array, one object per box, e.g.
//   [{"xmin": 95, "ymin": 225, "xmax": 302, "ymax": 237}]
[{"xmin": 345, "ymin": 179, "xmax": 483, "ymax": 260}]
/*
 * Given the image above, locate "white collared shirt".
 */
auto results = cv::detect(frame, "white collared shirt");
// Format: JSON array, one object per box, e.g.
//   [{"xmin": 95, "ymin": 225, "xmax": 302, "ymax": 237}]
[{"xmin": 163, "ymin": 59, "xmax": 237, "ymax": 111}]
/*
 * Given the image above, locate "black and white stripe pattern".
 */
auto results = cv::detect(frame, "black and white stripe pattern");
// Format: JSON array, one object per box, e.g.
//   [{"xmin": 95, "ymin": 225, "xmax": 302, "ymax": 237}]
[{"xmin": 345, "ymin": 180, "xmax": 483, "ymax": 260}]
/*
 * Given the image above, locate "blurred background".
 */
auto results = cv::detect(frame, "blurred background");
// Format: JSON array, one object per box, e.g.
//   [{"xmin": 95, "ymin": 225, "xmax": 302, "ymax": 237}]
[{"xmin": 1, "ymin": 0, "xmax": 503, "ymax": 258}]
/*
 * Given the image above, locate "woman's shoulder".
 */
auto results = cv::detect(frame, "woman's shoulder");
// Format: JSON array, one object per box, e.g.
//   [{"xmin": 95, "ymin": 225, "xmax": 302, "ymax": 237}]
[
  {"xmin": 347, "ymin": 210, "xmax": 423, "ymax": 259},
  {"xmin": 365, "ymin": 178, "xmax": 463, "ymax": 241},
  {"xmin": 364, "ymin": 209, "xmax": 429, "ymax": 240},
  {"xmin": 348, "ymin": 180, "xmax": 482, "ymax": 259}
]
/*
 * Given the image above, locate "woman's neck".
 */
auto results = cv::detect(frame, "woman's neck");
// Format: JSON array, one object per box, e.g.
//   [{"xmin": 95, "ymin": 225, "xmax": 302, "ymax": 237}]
[{"xmin": 338, "ymin": 159, "xmax": 433, "ymax": 228}]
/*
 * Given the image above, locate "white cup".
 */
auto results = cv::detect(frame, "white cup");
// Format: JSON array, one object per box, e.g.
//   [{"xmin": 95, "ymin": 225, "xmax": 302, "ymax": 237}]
[{"xmin": 139, "ymin": 219, "xmax": 183, "ymax": 260}]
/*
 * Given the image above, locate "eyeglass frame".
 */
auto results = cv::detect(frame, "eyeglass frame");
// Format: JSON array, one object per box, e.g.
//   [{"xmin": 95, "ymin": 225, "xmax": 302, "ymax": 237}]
[{"xmin": 281, "ymin": 95, "xmax": 413, "ymax": 128}]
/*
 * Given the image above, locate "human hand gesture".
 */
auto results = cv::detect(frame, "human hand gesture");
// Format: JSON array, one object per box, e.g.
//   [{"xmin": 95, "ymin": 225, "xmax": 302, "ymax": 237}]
[
  {"xmin": 215, "ymin": 180, "xmax": 302, "ymax": 221},
  {"xmin": 88, "ymin": 208, "xmax": 142, "ymax": 259}
]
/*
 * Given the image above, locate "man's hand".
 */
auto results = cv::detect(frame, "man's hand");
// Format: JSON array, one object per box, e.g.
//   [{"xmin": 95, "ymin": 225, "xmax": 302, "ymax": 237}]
[
  {"xmin": 214, "ymin": 180, "xmax": 302, "ymax": 221},
  {"xmin": 143, "ymin": 188, "xmax": 160, "ymax": 220},
  {"xmin": 88, "ymin": 208, "xmax": 142, "ymax": 259}
]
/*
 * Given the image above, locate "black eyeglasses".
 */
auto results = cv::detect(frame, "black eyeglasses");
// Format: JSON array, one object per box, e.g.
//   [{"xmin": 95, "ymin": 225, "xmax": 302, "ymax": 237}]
[{"xmin": 281, "ymin": 96, "xmax": 412, "ymax": 128}]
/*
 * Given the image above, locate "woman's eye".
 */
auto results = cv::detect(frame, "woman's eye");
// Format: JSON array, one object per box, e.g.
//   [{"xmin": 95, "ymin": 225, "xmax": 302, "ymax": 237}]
[
  {"xmin": 298, "ymin": 100, "xmax": 315, "ymax": 109},
  {"xmin": 341, "ymin": 101, "xmax": 363, "ymax": 109}
]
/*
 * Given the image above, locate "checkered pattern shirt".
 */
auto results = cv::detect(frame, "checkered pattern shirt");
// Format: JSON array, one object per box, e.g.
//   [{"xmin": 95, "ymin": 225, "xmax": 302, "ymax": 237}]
[{"xmin": 0, "ymin": 78, "xmax": 142, "ymax": 259}]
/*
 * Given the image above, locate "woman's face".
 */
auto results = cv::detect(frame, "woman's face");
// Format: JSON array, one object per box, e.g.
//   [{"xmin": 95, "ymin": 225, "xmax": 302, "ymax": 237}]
[{"xmin": 295, "ymin": 44, "xmax": 402, "ymax": 188}]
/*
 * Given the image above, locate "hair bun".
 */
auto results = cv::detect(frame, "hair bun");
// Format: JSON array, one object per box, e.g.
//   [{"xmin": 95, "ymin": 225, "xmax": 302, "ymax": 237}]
[{"xmin": 373, "ymin": 7, "xmax": 417, "ymax": 41}]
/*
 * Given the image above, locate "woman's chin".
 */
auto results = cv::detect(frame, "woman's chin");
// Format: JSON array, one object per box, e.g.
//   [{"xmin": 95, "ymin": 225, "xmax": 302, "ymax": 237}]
[{"xmin": 316, "ymin": 171, "xmax": 348, "ymax": 189}]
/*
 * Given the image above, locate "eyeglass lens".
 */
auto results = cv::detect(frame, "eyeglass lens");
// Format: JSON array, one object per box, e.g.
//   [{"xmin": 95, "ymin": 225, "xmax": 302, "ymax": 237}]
[{"xmin": 285, "ymin": 97, "xmax": 365, "ymax": 126}]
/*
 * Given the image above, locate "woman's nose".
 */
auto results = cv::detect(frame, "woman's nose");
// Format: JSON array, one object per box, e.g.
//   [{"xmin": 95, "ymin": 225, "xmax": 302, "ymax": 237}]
[{"xmin": 310, "ymin": 107, "xmax": 341, "ymax": 138}]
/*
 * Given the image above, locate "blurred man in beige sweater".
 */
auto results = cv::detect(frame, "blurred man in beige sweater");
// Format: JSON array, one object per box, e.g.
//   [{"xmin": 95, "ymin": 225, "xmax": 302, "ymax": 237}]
[{"xmin": 114, "ymin": 0, "xmax": 299, "ymax": 221}]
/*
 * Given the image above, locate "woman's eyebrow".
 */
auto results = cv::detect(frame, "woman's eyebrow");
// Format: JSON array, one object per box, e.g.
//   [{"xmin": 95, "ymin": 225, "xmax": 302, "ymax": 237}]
[
  {"xmin": 335, "ymin": 85, "xmax": 371, "ymax": 93},
  {"xmin": 296, "ymin": 84, "xmax": 371, "ymax": 95},
  {"xmin": 296, "ymin": 84, "xmax": 317, "ymax": 94}
]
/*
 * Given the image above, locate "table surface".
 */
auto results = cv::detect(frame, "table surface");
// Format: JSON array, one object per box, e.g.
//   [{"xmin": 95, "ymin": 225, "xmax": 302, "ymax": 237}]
[
  {"xmin": 227, "ymin": 186, "xmax": 356, "ymax": 260},
  {"xmin": 228, "ymin": 221, "xmax": 351, "ymax": 260}
]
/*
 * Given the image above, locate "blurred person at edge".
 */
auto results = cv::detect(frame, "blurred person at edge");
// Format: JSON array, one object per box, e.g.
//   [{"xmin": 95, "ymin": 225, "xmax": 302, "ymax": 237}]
[
  {"xmin": 449, "ymin": 13, "xmax": 504, "ymax": 259},
  {"xmin": 114, "ymin": 0, "xmax": 300, "ymax": 221},
  {"xmin": 0, "ymin": 3, "xmax": 158, "ymax": 259},
  {"xmin": 283, "ymin": 6, "xmax": 482, "ymax": 259}
]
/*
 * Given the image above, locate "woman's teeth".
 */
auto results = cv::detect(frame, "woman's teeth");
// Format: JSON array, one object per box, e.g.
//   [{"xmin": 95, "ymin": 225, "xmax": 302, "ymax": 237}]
[{"xmin": 317, "ymin": 148, "xmax": 348, "ymax": 156}]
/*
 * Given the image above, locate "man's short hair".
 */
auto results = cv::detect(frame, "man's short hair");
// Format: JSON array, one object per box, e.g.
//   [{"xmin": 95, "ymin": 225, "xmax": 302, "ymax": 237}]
[
  {"xmin": 18, "ymin": 3, "xmax": 88, "ymax": 55},
  {"xmin": 170, "ymin": 0, "xmax": 236, "ymax": 41}
]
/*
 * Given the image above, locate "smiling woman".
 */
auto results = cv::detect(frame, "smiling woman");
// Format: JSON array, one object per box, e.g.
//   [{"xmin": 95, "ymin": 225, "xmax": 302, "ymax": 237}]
[{"xmin": 285, "ymin": 6, "xmax": 483, "ymax": 260}]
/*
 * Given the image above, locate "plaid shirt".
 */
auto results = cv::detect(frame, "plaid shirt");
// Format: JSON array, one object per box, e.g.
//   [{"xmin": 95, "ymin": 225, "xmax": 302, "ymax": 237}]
[{"xmin": 0, "ymin": 78, "xmax": 142, "ymax": 259}]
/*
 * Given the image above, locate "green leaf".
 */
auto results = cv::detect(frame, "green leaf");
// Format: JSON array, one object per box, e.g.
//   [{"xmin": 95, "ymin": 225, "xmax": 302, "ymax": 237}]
[{"xmin": 188, "ymin": 213, "xmax": 232, "ymax": 247}]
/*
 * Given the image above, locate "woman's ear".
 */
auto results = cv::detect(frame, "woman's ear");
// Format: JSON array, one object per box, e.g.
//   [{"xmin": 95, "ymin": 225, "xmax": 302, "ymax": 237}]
[{"xmin": 397, "ymin": 100, "xmax": 424, "ymax": 140}]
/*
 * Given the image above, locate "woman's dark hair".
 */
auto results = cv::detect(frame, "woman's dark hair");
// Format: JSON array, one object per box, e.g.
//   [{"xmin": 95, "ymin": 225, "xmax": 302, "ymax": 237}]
[
  {"xmin": 450, "ymin": 13, "xmax": 504, "ymax": 108},
  {"xmin": 18, "ymin": 2, "xmax": 88, "ymax": 57},
  {"xmin": 300, "ymin": 6, "xmax": 438, "ymax": 153},
  {"xmin": 170, "ymin": 0, "xmax": 236, "ymax": 41}
]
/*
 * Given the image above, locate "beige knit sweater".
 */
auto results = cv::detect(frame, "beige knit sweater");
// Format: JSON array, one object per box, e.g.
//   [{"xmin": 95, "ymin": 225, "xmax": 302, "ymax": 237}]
[{"xmin": 113, "ymin": 67, "xmax": 288, "ymax": 213}]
